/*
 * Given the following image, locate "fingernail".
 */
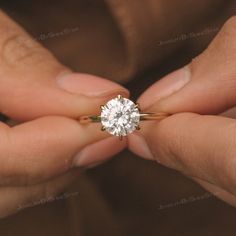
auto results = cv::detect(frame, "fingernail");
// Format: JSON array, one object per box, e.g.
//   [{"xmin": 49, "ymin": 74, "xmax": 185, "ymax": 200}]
[
  {"xmin": 128, "ymin": 132, "xmax": 154, "ymax": 160},
  {"xmin": 73, "ymin": 136, "xmax": 126, "ymax": 167},
  {"xmin": 139, "ymin": 66, "xmax": 191, "ymax": 109},
  {"xmin": 57, "ymin": 73, "xmax": 129, "ymax": 97}
]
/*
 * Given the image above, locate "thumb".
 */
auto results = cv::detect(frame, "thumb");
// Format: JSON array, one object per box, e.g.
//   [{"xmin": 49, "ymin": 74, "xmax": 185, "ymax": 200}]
[
  {"xmin": 128, "ymin": 16, "xmax": 236, "ymax": 196},
  {"xmin": 0, "ymin": 11, "xmax": 128, "ymax": 121},
  {"xmin": 131, "ymin": 113, "xmax": 236, "ymax": 196},
  {"xmin": 138, "ymin": 16, "xmax": 236, "ymax": 115}
]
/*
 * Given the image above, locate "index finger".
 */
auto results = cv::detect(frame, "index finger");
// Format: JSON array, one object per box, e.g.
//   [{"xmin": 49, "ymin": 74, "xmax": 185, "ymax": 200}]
[{"xmin": 0, "ymin": 116, "xmax": 126, "ymax": 186}]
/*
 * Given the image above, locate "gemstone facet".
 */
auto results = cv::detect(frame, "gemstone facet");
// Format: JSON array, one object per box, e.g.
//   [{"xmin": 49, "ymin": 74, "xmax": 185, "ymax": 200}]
[{"xmin": 100, "ymin": 95, "xmax": 140, "ymax": 137}]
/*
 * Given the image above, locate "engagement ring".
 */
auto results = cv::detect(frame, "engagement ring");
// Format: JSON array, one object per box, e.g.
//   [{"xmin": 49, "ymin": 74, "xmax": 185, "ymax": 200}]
[{"xmin": 79, "ymin": 95, "xmax": 170, "ymax": 139}]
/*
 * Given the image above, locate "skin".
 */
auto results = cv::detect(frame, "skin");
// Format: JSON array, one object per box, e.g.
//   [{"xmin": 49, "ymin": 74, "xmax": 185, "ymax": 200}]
[
  {"xmin": 0, "ymin": 11, "xmax": 129, "ymax": 217},
  {"xmin": 1, "ymin": 10, "xmax": 236, "ymax": 217},
  {"xmin": 129, "ymin": 16, "xmax": 236, "ymax": 207}
]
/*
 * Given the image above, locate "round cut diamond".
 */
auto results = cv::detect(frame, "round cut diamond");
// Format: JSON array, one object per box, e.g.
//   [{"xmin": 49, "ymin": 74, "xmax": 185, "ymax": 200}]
[{"xmin": 101, "ymin": 96, "xmax": 140, "ymax": 137}]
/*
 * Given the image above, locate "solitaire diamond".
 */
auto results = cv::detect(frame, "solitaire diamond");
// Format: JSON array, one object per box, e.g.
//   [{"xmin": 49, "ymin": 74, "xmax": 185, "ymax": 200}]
[{"xmin": 100, "ymin": 95, "xmax": 140, "ymax": 137}]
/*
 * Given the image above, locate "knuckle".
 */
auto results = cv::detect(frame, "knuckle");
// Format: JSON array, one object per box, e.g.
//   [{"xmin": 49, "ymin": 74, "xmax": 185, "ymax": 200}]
[
  {"xmin": 153, "ymin": 113, "xmax": 194, "ymax": 169},
  {"xmin": 190, "ymin": 15, "xmax": 236, "ymax": 92},
  {"xmin": 222, "ymin": 16, "xmax": 236, "ymax": 33},
  {"xmin": 218, "ymin": 16, "xmax": 236, "ymax": 48},
  {"xmin": 210, "ymin": 15, "xmax": 236, "ymax": 50},
  {"xmin": 0, "ymin": 11, "xmax": 56, "ymax": 68},
  {"xmin": 1, "ymin": 33, "xmax": 52, "ymax": 67}
]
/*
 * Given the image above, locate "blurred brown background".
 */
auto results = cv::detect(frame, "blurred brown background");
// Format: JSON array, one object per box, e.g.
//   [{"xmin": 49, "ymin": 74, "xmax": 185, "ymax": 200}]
[{"xmin": 1, "ymin": 0, "xmax": 236, "ymax": 235}]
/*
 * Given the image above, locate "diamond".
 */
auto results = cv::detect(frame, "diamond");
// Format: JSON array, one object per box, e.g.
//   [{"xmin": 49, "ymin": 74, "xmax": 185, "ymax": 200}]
[{"xmin": 100, "ymin": 95, "xmax": 140, "ymax": 137}]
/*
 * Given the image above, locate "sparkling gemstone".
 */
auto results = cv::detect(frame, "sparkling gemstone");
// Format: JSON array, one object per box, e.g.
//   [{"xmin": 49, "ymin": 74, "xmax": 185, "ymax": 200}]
[{"xmin": 100, "ymin": 96, "xmax": 140, "ymax": 137}]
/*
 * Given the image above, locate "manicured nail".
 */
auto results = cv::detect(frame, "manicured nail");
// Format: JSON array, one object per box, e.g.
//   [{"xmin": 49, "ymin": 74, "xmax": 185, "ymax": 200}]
[
  {"xmin": 73, "ymin": 136, "xmax": 126, "ymax": 167},
  {"xmin": 57, "ymin": 73, "xmax": 129, "ymax": 97},
  {"xmin": 138, "ymin": 66, "xmax": 191, "ymax": 109},
  {"xmin": 128, "ymin": 132, "xmax": 154, "ymax": 160}
]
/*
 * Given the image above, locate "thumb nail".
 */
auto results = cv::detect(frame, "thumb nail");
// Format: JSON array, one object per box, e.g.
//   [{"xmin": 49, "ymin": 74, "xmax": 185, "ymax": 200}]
[
  {"xmin": 57, "ymin": 73, "xmax": 129, "ymax": 97},
  {"xmin": 128, "ymin": 132, "xmax": 155, "ymax": 160},
  {"xmin": 139, "ymin": 66, "xmax": 191, "ymax": 110},
  {"xmin": 73, "ymin": 136, "xmax": 126, "ymax": 167}
]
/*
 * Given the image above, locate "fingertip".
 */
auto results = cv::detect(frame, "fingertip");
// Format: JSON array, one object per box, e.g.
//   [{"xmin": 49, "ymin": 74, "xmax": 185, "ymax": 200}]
[
  {"xmin": 137, "ymin": 66, "xmax": 190, "ymax": 111},
  {"xmin": 129, "ymin": 113, "xmax": 200, "ymax": 168},
  {"xmin": 73, "ymin": 136, "xmax": 127, "ymax": 167},
  {"xmin": 128, "ymin": 132, "xmax": 155, "ymax": 160},
  {"xmin": 57, "ymin": 72, "xmax": 130, "ymax": 98}
]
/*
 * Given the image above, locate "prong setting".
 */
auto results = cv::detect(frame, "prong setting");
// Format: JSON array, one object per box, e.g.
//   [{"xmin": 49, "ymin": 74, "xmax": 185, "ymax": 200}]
[
  {"xmin": 135, "ymin": 103, "xmax": 141, "ymax": 112},
  {"xmin": 117, "ymin": 94, "xmax": 123, "ymax": 100}
]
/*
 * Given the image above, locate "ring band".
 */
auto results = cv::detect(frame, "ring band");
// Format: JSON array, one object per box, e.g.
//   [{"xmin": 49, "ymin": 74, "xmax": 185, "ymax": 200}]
[
  {"xmin": 79, "ymin": 95, "xmax": 171, "ymax": 139},
  {"xmin": 79, "ymin": 112, "xmax": 170, "ymax": 124}
]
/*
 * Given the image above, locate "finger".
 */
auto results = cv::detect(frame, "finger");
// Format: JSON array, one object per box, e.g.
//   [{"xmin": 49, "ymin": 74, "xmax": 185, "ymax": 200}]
[
  {"xmin": 0, "ymin": 11, "xmax": 128, "ymax": 121},
  {"xmin": 0, "ymin": 169, "xmax": 80, "ymax": 219},
  {"xmin": 130, "ymin": 113, "xmax": 236, "ymax": 196},
  {"xmin": 138, "ymin": 16, "xmax": 236, "ymax": 115},
  {"xmin": 221, "ymin": 106, "xmax": 236, "ymax": 119},
  {"xmin": 192, "ymin": 177, "xmax": 236, "ymax": 208},
  {"xmin": 0, "ymin": 116, "xmax": 126, "ymax": 186},
  {"xmin": 73, "ymin": 136, "xmax": 127, "ymax": 167}
]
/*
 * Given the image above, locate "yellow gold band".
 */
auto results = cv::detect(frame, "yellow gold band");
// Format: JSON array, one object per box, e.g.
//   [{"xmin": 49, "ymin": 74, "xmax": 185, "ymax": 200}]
[{"xmin": 79, "ymin": 112, "xmax": 171, "ymax": 124}]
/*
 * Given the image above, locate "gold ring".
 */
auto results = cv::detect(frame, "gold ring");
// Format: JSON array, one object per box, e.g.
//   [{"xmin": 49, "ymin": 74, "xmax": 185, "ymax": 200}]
[{"xmin": 79, "ymin": 95, "xmax": 170, "ymax": 139}]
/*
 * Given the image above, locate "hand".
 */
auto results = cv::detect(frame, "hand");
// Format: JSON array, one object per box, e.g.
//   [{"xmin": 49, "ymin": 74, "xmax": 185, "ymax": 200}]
[
  {"xmin": 0, "ymin": 11, "xmax": 128, "ymax": 218},
  {"xmin": 129, "ymin": 16, "xmax": 236, "ymax": 207}
]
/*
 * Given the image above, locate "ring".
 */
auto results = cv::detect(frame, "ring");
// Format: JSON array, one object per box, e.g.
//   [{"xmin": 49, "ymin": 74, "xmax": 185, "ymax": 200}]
[{"xmin": 79, "ymin": 95, "xmax": 171, "ymax": 139}]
